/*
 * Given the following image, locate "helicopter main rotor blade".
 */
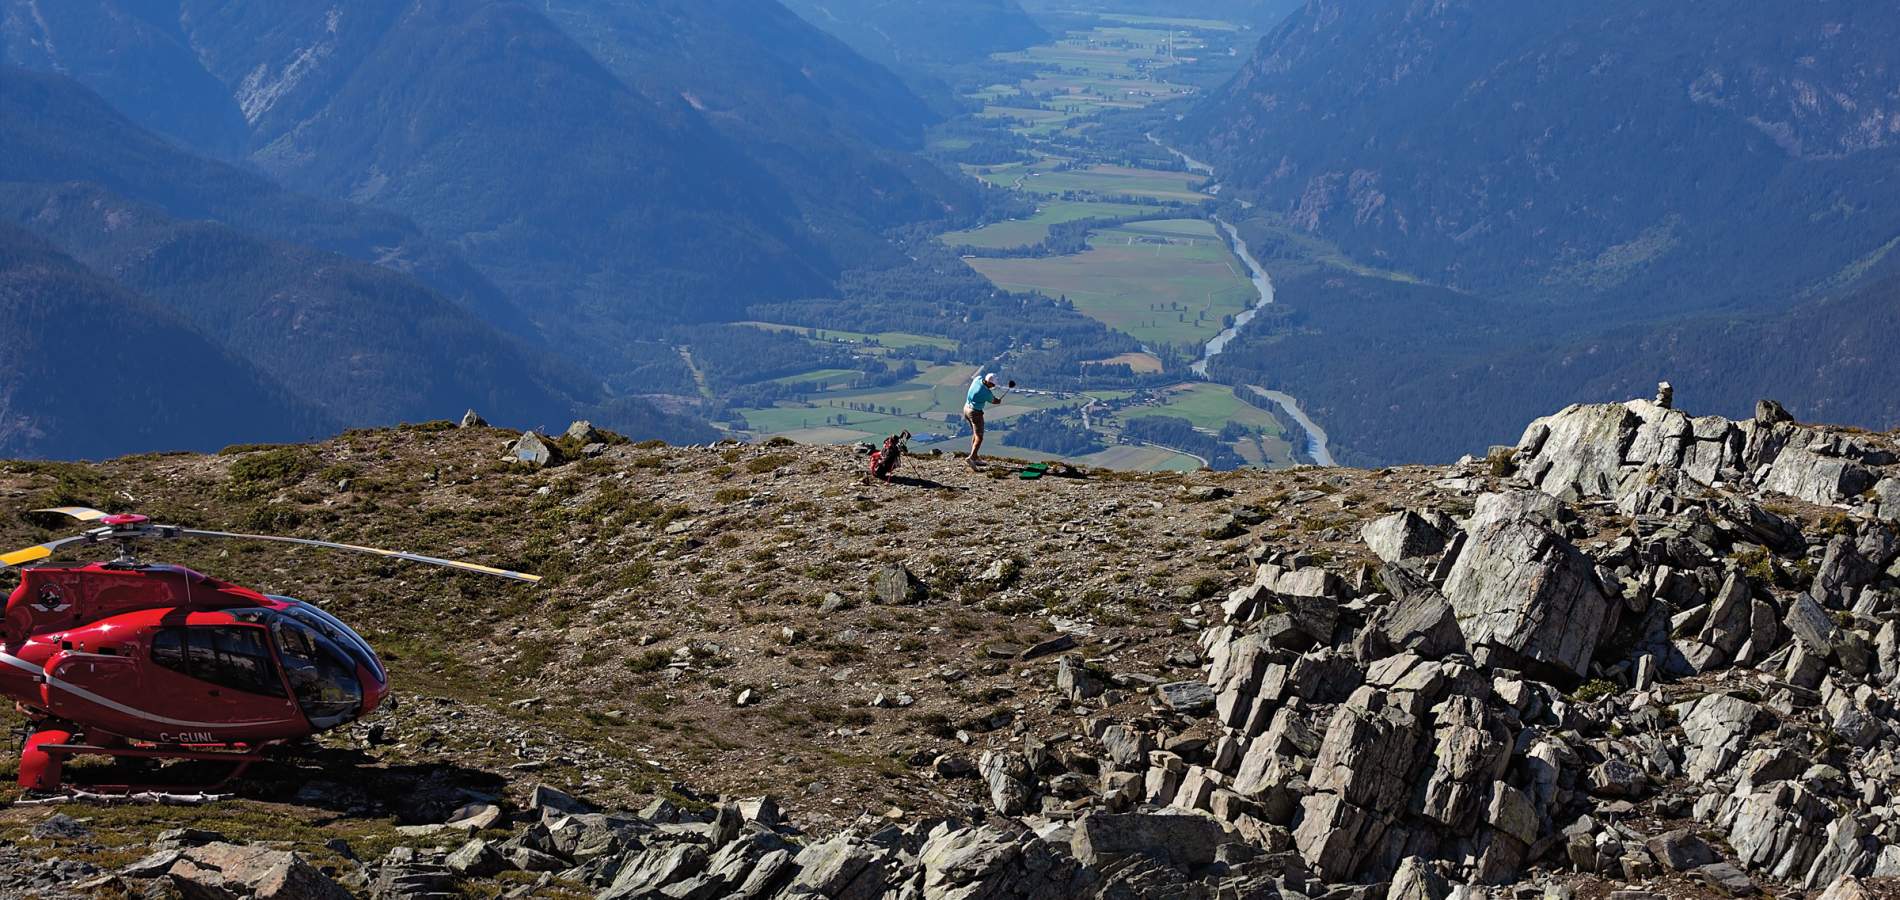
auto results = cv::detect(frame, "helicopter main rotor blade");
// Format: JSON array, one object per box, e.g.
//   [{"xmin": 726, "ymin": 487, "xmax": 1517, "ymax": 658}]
[
  {"xmin": 31, "ymin": 507, "xmax": 110, "ymax": 522},
  {"xmin": 0, "ymin": 535, "xmax": 92, "ymax": 570},
  {"xmin": 174, "ymin": 529, "xmax": 541, "ymax": 584}
]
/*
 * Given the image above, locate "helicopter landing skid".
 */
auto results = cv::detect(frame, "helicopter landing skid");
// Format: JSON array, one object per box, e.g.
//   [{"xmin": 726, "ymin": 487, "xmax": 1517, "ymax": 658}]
[{"xmin": 19, "ymin": 729, "xmax": 262, "ymax": 793}]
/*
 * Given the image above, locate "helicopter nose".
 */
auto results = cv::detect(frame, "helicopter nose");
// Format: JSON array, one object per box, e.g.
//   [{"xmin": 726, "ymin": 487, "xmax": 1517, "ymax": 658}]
[{"xmin": 358, "ymin": 656, "xmax": 390, "ymax": 717}]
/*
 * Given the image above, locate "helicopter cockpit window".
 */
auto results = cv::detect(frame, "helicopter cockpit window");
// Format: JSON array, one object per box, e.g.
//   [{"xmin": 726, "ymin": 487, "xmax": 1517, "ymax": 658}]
[
  {"xmin": 150, "ymin": 626, "xmax": 287, "ymax": 698},
  {"xmin": 270, "ymin": 619, "xmax": 363, "ymax": 728}
]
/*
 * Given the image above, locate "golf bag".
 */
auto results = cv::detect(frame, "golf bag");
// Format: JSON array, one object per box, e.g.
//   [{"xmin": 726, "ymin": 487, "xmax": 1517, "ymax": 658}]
[{"xmin": 869, "ymin": 431, "xmax": 910, "ymax": 481}]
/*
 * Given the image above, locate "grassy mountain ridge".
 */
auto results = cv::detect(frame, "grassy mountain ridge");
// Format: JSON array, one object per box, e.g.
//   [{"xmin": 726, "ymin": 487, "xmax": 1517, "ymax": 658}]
[{"xmin": 0, "ymin": 224, "xmax": 333, "ymax": 458}]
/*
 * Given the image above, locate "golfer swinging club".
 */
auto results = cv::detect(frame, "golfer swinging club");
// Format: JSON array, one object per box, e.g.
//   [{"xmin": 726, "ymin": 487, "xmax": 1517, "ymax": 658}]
[{"xmin": 964, "ymin": 369, "xmax": 1013, "ymax": 469}]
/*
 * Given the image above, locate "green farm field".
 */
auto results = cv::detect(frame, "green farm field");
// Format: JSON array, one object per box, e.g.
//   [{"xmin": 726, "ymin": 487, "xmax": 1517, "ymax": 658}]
[
  {"xmin": 1127, "ymin": 383, "xmax": 1286, "ymax": 435},
  {"xmin": 734, "ymin": 321, "xmax": 957, "ymax": 352},
  {"xmin": 964, "ymin": 219, "xmax": 1257, "ymax": 348},
  {"xmin": 1016, "ymin": 165, "xmax": 1210, "ymax": 202}
]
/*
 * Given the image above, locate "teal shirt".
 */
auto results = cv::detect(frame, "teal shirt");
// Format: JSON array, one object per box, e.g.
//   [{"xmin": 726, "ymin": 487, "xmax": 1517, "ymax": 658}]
[{"xmin": 966, "ymin": 376, "xmax": 1000, "ymax": 411}]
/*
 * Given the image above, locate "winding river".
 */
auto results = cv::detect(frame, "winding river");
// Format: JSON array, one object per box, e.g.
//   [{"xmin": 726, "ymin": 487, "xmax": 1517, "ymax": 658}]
[{"xmin": 1153, "ymin": 136, "xmax": 1336, "ymax": 466}]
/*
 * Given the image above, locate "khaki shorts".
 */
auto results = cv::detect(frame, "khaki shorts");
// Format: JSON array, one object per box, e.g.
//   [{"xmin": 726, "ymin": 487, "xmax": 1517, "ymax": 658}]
[{"xmin": 964, "ymin": 405, "xmax": 985, "ymax": 436}]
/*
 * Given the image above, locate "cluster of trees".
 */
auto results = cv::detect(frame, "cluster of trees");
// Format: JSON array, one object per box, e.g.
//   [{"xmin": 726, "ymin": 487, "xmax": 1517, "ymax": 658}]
[
  {"xmin": 1120, "ymin": 415, "xmax": 1245, "ymax": 470},
  {"xmin": 671, "ymin": 325, "xmax": 855, "ymax": 391},
  {"xmin": 1004, "ymin": 408, "xmax": 1106, "ymax": 456}
]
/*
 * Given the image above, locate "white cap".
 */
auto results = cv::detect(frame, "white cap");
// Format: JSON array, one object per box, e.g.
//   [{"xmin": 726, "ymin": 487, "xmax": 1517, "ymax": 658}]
[{"xmin": 983, "ymin": 372, "xmax": 998, "ymax": 386}]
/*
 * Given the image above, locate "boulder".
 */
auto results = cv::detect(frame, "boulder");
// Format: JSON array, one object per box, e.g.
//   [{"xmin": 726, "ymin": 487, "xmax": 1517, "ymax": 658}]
[
  {"xmin": 788, "ymin": 835, "xmax": 890, "ymax": 899},
  {"xmin": 459, "ymin": 408, "xmax": 487, "ymax": 428},
  {"xmin": 920, "ymin": 822, "xmax": 1078, "ymax": 900},
  {"xmin": 979, "ymin": 750, "xmax": 1034, "ymax": 816},
  {"xmin": 1874, "ymin": 478, "xmax": 1900, "ymax": 522},
  {"xmin": 1817, "ymin": 875, "xmax": 1875, "ymax": 900},
  {"xmin": 1364, "ymin": 568, "xmax": 1467, "ymax": 660},
  {"xmin": 599, "ymin": 844, "xmax": 708, "ymax": 900},
  {"xmin": 1362, "ymin": 511, "xmax": 1448, "ymax": 565},
  {"xmin": 1294, "ymin": 686, "xmax": 1425, "ymax": 880},
  {"xmin": 1442, "ymin": 515, "xmax": 1615, "ymax": 679},
  {"xmin": 1388, "ymin": 855, "xmax": 1451, "ymax": 900},
  {"xmin": 1516, "ymin": 403, "xmax": 1637, "ymax": 499},
  {"xmin": 872, "ymin": 565, "xmax": 928, "ymax": 605},
  {"xmin": 163, "ymin": 843, "xmax": 351, "ymax": 900},
  {"xmin": 508, "ymin": 431, "xmax": 562, "ymax": 468},
  {"xmin": 1759, "ymin": 445, "xmax": 1876, "ymax": 505},
  {"xmin": 1645, "ymin": 828, "xmax": 1719, "ymax": 871},
  {"xmin": 1417, "ymin": 696, "xmax": 1511, "ymax": 832},
  {"xmin": 1676, "ymin": 693, "xmax": 1768, "ymax": 782},
  {"xmin": 1157, "ymin": 680, "xmax": 1216, "ymax": 714},
  {"xmin": 1069, "ymin": 811, "xmax": 1231, "ymax": 869},
  {"xmin": 1056, "ymin": 654, "xmax": 1105, "ymax": 702},
  {"xmin": 445, "ymin": 838, "xmax": 510, "ymax": 878},
  {"xmin": 565, "ymin": 419, "xmax": 605, "ymax": 443}
]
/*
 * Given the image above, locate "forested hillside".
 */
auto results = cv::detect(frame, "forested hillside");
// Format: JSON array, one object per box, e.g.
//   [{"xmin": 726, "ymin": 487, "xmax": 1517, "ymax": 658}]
[
  {"xmin": 1182, "ymin": 0, "xmax": 1900, "ymax": 464},
  {"xmin": 0, "ymin": 226, "xmax": 331, "ymax": 458},
  {"xmin": 0, "ymin": 182, "xmax": 586, "ymax": 428},
  {"xmin": 1181, "ymin": 0, "xmax": 1900, "ymax": 308}
]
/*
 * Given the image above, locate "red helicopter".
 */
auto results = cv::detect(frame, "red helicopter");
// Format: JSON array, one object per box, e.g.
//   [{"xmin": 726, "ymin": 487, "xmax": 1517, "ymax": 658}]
[{"xmin": 0, "ymin": 506, "xmax": 538, "ymax": 792}]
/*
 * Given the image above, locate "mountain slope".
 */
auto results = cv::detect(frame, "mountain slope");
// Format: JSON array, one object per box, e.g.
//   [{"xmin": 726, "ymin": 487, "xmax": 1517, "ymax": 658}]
[
  {"xmin": 0, "ymin": 0, "xmax": 250, "ymax": 157},
  {"xmin": 0, "ymin": 181, "xmax": 588, "ymax": 428},
  {"xmin": 0, "ymin": 224, "xmax": 331, "ymax": 458},
  {"xmin": 540, "ymin": 0, "xmax": 979, "ymax": 262},
  {"xmin": 780, "ymin": 0, "xmax": 1047, "ymax": 67},
  {"xmin": 0, "ymin": 65, "xmax": 532, "ymax": 336},
  {"xmin": 173, "ymin": 0, "xmax": 833, "ymax": 353},
  {"xmin": 1181, "ymin": 0, "xmax": 1900, "ymax": 308}
]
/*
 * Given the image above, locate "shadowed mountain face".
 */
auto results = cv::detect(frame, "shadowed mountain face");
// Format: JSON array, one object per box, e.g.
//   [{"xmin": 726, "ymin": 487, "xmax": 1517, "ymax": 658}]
[
  {"xmin": 0, "ymin": 182, "xmax": 589, "ymax": 428},
  {"xmin": 780, "ymin": 0, "xmax": 1047, "ymax": 67},
  {"xmin": 0, "ymin": 224, "xmax": 333, "ymax": 459},
  {"xmin": 1183, "ymin": 0, "xmax": 1900, "ymax": 308},
  {"xmin": 539, "ymin": 0, "xmax": 980, "ymax": 263}
]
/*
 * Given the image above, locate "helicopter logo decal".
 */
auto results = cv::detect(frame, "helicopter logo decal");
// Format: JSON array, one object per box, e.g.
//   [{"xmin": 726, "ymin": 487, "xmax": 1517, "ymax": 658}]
[{"xmin": 31, "ymin": 585, "xmax": 68, "ymax": 613}]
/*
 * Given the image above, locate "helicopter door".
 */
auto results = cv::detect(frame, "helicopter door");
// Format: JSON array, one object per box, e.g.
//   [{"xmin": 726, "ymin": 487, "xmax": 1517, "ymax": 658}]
[
  {"xmin": 269, "ymin": 619, "xmax": 364, "ymax": 730},
  {"xmin": 140, "ymin": 625, "xmax": 299, "ymax": 741}
]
